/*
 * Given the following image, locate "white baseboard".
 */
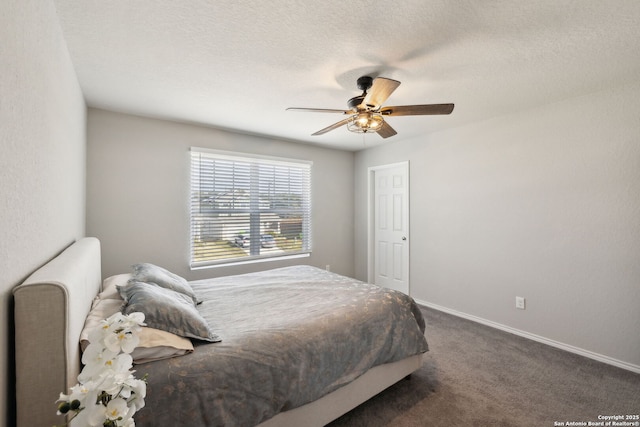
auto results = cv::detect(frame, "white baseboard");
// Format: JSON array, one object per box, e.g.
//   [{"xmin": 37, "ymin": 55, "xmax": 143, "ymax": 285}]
[{"xmin": 415, "ymin": 299, "xmax": 640, "ymax": 375}]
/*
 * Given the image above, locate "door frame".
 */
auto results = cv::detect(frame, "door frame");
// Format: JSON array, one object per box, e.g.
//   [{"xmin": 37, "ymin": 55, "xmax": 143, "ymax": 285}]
[{"xmin": 367, "ymin": 161, "xmax": 410, "ymax": 292}]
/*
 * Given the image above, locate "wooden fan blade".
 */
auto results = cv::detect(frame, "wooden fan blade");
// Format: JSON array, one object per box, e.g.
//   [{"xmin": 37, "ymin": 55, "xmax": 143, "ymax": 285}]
[
  {"xmin": 311, "ymin": 117, "xmax": 353, "ymax": 136},
  {"xmin": 380, "ymin": 104, "xmax": 454, "ymax": 116},
  {"xmin": 287, "ymin": 107, "xmax": 351, "ymax": 114},
  {"xmin": 361, "ymin": 77, "xmax": 401, "ymax": 109},
  {"xmin": 377, "ymin": 121, "xmax": 397, "ymax": 139}
]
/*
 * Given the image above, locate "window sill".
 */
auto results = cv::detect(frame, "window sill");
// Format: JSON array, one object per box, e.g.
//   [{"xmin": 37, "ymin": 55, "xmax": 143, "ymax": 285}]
[{"xmin": 190, "ymin": 252, "xmax": 310, "ymax": 271}]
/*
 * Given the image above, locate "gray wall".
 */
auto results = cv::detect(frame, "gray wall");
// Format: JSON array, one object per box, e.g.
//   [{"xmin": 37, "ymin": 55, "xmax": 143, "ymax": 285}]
[
  {"xmin": 354, "ymin": 81, "xmax": 640, "ymax": 370},
  {"xmin": 0, "ymin": 1, "xmax": 87, "ymax": 425},
  {"xmin": 87, "ymin": 108, "xmax": 355, "ymax": 280}
]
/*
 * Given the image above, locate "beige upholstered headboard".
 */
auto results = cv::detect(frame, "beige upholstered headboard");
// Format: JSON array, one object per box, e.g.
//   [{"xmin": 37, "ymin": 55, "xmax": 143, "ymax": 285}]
[{"xmin": 12, "ymin": 237, "xmax": 101, "ymax": 427}]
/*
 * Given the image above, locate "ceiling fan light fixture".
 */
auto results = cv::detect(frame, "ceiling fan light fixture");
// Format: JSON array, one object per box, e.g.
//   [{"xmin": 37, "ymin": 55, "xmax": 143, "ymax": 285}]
[
  {"xmin": 347, "ymin": 112, "xmax": 384, "ymax": 133},
  {"xmin": 286, "ymin": 76, "xmax": 454, "ymax": 139}
]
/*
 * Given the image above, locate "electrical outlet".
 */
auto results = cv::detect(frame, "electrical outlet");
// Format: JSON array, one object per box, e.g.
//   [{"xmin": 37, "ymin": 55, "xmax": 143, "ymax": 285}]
[
  {"xmin": 325, "ymin": 264, "xmax": 330, "ymax": 272},
  {"xmin": 515, "ymin": 296, "xmax": 526, "ymax": 310}
]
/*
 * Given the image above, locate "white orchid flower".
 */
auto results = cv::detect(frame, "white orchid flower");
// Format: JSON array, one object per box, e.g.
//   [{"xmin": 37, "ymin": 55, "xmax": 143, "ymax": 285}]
[
  {"xmin": 55, "ymin": 312, "xmax": 147, "ymax": 427},
  {"xmin": 105, "ymin": 397, "xmax": 129, "ymax": 420},
  {"xmin": 104, "ymin": 328, "xmax": 140, "ymax": 354}
]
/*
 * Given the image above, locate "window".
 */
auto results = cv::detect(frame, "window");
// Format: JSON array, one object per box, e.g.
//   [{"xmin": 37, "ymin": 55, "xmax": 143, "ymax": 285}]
[{"xmin": 190, "ymin": 147, "xmax": 312, "ymax": 268}]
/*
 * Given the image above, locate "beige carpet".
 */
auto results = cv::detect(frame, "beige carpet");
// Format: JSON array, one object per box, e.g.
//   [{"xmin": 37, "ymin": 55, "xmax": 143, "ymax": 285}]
[{"xmin": 328, "ymin": 306, "xmax": 640, "ymax": 427}]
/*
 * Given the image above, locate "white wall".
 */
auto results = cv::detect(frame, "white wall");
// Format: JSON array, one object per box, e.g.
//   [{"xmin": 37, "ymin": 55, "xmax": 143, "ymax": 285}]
[
  {"xmin": 0, "ymin": 1, "xmax": 86, "ymax": 424},
  {"xmin": 87, "ymin": 108, "xmax": 355, "ymax": 280},
  {"xmin": 354, "ymin": 81, "xmax": 640, "ymax": 371}
]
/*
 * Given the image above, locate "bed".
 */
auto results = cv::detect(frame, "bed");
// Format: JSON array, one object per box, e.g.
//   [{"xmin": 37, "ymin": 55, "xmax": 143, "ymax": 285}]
[{"xmin": 13, "ymin": 237, "xmax": 428, "ymax": 426}]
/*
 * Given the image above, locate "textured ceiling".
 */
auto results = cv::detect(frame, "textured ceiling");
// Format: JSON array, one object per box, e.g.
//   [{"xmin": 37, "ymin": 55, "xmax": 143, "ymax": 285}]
[{"xmin": 53, "ymin": 0, "xmax": 640, "ymax": 151}]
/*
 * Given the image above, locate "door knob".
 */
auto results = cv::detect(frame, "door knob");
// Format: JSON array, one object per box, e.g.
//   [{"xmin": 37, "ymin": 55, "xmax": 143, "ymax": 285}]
[{"xmin": 402, "ymin": 236, "xmax": 407, "ymax": 241}]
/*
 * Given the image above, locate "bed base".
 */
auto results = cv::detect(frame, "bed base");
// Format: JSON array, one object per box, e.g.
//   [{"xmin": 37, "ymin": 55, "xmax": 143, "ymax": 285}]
[{"xmin": 257, "ymin": 353, "xmax": 423, "ymax": 427}]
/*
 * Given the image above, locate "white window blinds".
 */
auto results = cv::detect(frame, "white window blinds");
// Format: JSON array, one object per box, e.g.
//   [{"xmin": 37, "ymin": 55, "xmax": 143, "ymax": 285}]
[{"xmin": 190, "ymin": 148, "xmax": 312, "ymax": 267}]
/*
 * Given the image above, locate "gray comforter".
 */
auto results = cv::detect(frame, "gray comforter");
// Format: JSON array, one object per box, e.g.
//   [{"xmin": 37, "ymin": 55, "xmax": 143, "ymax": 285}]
[{"xmin": 135, "ymin": 265, "xmax": 428, "ymax": 427}]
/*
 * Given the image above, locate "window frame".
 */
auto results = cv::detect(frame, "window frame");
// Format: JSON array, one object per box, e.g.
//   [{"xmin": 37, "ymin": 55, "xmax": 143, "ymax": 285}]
[{"xmin": 189, "ymin": 147, "xmax": 312, "ymax": 269}]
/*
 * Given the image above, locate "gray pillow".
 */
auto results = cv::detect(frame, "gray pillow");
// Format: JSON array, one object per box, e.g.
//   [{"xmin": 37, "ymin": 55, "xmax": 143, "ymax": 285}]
[
  {"xmin": 118, "ymin": 281, "xmax": 221, "ymax": 342},
  {"xmin": 131, "ymin": 263, "xmax": 199, "ymax": 305}
]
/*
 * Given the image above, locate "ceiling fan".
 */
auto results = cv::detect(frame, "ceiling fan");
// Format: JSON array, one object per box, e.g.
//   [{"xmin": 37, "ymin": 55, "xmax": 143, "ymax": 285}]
[{"xmin": 287, "ymin": 76, "xmax": 454, "ymax": 138}]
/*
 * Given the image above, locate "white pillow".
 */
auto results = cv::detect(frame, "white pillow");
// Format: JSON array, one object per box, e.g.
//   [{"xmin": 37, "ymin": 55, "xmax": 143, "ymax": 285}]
[
  {"xmin": 100, "ymin": 273, "xmax": 132, "ymax": 299},
  {"xmin": 129, "ymin": 327, "xmax": 195, "ymax": 364},
  {"xmin": 81, "ymin": 287, "xmax": 194, "ymax": 364}
]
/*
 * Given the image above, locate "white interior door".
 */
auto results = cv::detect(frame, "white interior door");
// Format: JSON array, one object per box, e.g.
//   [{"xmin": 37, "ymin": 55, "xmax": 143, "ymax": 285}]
[{"xmin": 371, "ymin": 162, "xmax": 409, "ymax": 294}]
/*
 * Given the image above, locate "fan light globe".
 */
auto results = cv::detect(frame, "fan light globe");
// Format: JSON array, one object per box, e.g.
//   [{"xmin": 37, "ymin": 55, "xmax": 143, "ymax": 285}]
[{"xmin": 348, "ymin": 112, "xmax": 384, "ymax": 133}]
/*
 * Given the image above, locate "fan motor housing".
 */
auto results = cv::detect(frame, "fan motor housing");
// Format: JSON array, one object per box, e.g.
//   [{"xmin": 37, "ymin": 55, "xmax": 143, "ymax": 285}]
[{"xmin": 347, "ymin": 95, "xmax": 365, "ymax": 110}]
